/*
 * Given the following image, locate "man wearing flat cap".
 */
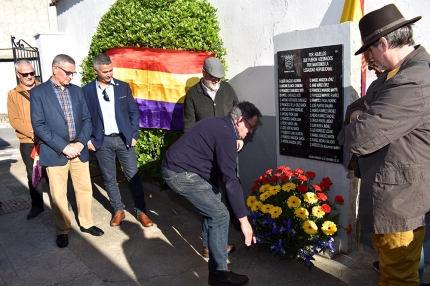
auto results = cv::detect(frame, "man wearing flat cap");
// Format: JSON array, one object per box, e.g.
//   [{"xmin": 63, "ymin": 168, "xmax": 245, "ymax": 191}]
[{"xmin": 338, "ymin": 4, "xmax": 430, "ymax": 285}]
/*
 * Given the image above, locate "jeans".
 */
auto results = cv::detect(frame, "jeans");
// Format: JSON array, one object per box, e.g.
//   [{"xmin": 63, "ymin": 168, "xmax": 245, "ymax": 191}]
[
  {"xmin": 95, "ymin": 136, "xmax": 146, "ymax": 214},
  {"xmin": 162, "ymin": 166, "xmax": 229, "ymax": 271},
  {"xmin": 20, "ymin": 143, "xmax": 44, "ymax": 210}
]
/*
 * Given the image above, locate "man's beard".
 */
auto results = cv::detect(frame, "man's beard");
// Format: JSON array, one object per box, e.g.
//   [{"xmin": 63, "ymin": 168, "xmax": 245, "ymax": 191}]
[{"xmin": 203, "ymin": 78, "xmax": 220, "ymax": 91}]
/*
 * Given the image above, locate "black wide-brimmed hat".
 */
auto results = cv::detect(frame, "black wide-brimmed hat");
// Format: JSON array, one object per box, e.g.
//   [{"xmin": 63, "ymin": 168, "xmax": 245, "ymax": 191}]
[{"xmin": 355, "ymin": 4, "xmax": 421, "ymax": 55}]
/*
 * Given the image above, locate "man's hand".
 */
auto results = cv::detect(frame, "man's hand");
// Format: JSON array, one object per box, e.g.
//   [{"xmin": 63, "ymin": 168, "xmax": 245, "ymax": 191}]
[
  {"xmin": 350, "ymin": 110, "xmax": 364, "ymax": 122},
  {"xmin": 88, "ymin": 141, "xmax": 96, "ymax": 151},
  {"xmin": 238, "ymin": 216, "xmax": 256, "ymax": 246},
  {"xmin": 236, "ymin": 139, "xmax": 244, "ymax": 152},
  {"xmin": 131, "ymin": 138, "xmax": 137, "ymax": 147},
  {"xmin": 63, "ymin": 144, "xmax": 79, "ymax": 159}
]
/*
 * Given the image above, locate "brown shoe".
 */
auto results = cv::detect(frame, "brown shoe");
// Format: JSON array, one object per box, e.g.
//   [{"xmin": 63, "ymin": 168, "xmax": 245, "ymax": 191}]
[
  {"xmin": 110, "ymin": 210, "xmax": 125, "ymax": 226},
  {"xmin": 202, "ymin": 244, "xmax": 236, "ymax": 258},
  {"xmin": 208, "ymin": 270, "xmax": 248, "ymax": 285},
  {"xmin": 137, "ymin": 212, "xmax": 153, "ymax": 227}
]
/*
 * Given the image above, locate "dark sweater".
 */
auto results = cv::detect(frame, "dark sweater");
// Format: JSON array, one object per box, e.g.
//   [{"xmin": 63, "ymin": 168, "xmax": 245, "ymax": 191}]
[
  {"xmin": 183, "ymin": 80, "xmax": 238, "ymax": 132},
  {"xmin": 163, "ymin": 116, "xmax": 247, "ymax": 218}
]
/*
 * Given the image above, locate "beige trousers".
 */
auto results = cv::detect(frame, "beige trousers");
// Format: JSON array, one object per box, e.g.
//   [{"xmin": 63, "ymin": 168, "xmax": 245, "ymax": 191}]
[{"xmin": 46, "ymin": 158, "xmax": 94, "ymax": 234}]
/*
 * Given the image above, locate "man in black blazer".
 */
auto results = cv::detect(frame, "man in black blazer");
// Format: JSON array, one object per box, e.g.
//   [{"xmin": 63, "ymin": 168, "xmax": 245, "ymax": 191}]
[
  {"xmin": 83, "ymin": 53, "xmax": 153, "ymax": 228},
  {"xmin": 31, "ymin": 54, "xmax": 104, "ymax": 248}
]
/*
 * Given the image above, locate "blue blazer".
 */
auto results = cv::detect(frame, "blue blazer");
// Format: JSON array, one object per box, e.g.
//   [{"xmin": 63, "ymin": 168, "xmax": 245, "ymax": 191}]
[
  {"xmin": 30, "ymin": 80, "xmax": 92, "ymax": 166},
  {"xmin": 82, "ymin": 78, "xmax": 140, "ymax": 150}
]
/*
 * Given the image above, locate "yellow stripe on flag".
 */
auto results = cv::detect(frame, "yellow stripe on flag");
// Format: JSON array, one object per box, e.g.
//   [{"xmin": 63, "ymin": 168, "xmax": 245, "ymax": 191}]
[
  {"xmin": 340, "ymin": 0, "xmax": 362, "ymax": 23},
  {"xmin": 113, "ymin": 68, "xmax": 201, "ymax": 104}
]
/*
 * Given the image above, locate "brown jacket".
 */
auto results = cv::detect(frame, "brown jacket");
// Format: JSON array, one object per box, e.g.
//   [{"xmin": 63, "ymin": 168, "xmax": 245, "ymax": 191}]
[
  {"xmin": 338, "ymin": 46, "xmax": 430, "ymax": 234},
  {"xmin": 7, "ymin": 82, "xmax": 40, "ymax": 143}
]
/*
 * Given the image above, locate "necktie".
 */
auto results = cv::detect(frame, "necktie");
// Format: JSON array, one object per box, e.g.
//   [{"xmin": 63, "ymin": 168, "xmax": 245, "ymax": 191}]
[{"xmin": 103, "ymin": 89, "xmax": 110, "ymax": 102}]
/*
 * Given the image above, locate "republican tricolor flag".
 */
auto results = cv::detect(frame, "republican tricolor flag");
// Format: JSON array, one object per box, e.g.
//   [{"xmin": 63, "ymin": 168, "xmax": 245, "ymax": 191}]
[{"xmin": 106, "ymin": 47, "xmax": 215, "ymax": 130}]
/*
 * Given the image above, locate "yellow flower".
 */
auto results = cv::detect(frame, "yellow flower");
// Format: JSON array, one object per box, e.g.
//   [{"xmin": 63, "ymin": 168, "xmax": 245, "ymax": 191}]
[
  {"xmin": 251, "ymin": 201, "xmax": 263, "ymax": 212},
  {"xmin": 269, "ymin": 185, "xmax": 281, "ymax": 195},
  {"xmin": 270, "ymin": 206, "xmax": 282, "ymax": 218},
  {"xmin": 260, "ymin": 191, "xmax": 272, "ymax": 202},
  {"xmin": 295, "ymin": 207, "xmax": 309, "ymax": 219},
  {"xmin": 303, "ymin": 220, "xmax": 318, "ymax": 235},
  {"xmin": 304, "ymin": 192, "xmax": 318, "ymax": 204},
  {"xmin": 321, "ymin": 221, "xmax": 337, "ymax": 236},
  {"xmin": 311, "ymin": 206, "xmax": 325, "ymax": 218},
  {"xmin": 287, "ymin": 196, "xmax": 301, "ymax": 208},
  {"xmin": 282, "ymin": 182, "xmax": 296, "ymax": 192},
  {"xmin": 259, "ymin": 184, "xmax": 271, "ymax": 192},
  {"xmin": 261, "ymin": 204, "xmax": 274, "ymax": 214},
  {"xmin": 247, "ymin": 196, "xmax": 257, "ymax": 208}
]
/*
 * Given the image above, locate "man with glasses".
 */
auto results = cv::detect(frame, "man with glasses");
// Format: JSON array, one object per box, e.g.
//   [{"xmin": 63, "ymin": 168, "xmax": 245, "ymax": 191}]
[
  {"xmin": 31, "ymin": 54, "xmax": 104, "ymax": 248},
  {"xmin": 162, "ymin": 101, "xmax": 260, "ymax": 285},
  {"xmin": 183, "ymin": 57, "xmax": 243, "ymax": 257},
  {"xmin": 82, "ymin": 53, "xmax": 153, "ymax": 229},
  {"xmin": 338, "ymin": 4, "xmax": 430, "ymax": 285},
  {"xmin": 7, "ymin": 60, "xmax": 45, "ymax": 219}
]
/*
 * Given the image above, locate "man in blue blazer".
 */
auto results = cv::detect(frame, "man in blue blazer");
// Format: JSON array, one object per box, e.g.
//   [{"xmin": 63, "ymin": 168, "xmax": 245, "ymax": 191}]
[
  {"xmin": 31, "ymin": 54, "xmax": 104, "ymax": 248},
  {"xmin": 82, "ymin": 53, "xmax": 153, "ymax": 228}
]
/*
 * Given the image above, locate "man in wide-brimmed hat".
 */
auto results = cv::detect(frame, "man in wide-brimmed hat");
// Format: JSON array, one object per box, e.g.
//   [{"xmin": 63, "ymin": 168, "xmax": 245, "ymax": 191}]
[{"xmin": 338, "ymin": 4, "xmax": 430, "ymax": 285}]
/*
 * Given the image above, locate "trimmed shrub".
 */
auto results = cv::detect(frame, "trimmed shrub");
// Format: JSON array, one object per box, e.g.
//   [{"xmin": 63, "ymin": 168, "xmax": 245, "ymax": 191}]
[{"xmin": 81, "ymin": 0, "xmax": 227, "ymax": 185}]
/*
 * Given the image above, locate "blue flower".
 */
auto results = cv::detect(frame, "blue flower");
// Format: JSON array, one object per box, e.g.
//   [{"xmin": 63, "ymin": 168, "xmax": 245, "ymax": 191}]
[
  {"xmin": 263, "ymin": 231, "xmax": 271, "ymax": 237},
  {"xmin": 270, "ymin": 239, "xmax": 286, "ymax": 256},
  {"xmin": 299, "ymin": 250, "xmax": 315, "ymax": 266},
  {"xmin": 280, "ymin": 219, "xmax": 296, "ymax": 236},
  {"xmin": 272, "ymin": 223, "xmax": 280, "ymax": 235}
]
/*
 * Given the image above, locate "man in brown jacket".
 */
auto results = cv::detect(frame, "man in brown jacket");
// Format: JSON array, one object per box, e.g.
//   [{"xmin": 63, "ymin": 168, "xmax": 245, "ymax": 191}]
[
  {"xmin": 7, "ymin": 60, "xmax": 44, "ymax": 219},
  {"xmin": 338, "ymin": 4, "xmax": 430, "ymax": 285}
]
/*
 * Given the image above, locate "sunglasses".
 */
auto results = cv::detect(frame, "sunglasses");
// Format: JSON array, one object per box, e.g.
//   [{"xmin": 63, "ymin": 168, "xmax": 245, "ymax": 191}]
[
  {"xmin": 17, "ymin": 71, "xmax": 35, "ymax": 77},
  {"xmin": 204, "ymin": 70, "xmax": 220, "ymax": 81},
  {"xmin": 56, "ymin": 66, "xmax": 77, "ymax": 77}
]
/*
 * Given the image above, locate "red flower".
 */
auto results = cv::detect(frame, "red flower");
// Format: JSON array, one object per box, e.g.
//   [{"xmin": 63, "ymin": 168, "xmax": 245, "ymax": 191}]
[
  {"xmin": 320, "ymin": 182, "xmax": 331, "ymax": 190},
  {"xmin": 347, "ymin": 224, "xmax": 353, "ymax": 235},
  {"xmin": 297, "ymin": 175, "xmax": 308, "ymax": 182},
  {"xmin": 322, "ymin": 177, "xmax": 332, "ymax": 185},
  {"xmin": 254, "ymin": 176, "xmax": 264, "ymax": 185},
  {"xmin": 294, "ymin": 168, "xmax": 304, "ymax": 175},
  {"xmin": 280, "ymin": 175, "xmax": 289, "ymax": 182},
  {"xmin": 269, "ymin": 176, "xmax": 278, "ymax": 183},
  {"xmin": 250, "ymin": 184, "xmax": 259, "ymax": 191},
  {"xmin": 321, "ymin": 204, "xmax": 331, "ymax": 213},
  {"xmin": 276, "ymin": 166, "xmax": 291, "ymax": 173},
  {"xmin": 285, "ymin": 171, "xmax": 294, "ymax": 177},
  {"xmin": 313, "ymin": 184, "xmax": 322, "ymax": 192},
  {"xmin": 305, "ymin": 171, "xmax": 316, "ymax": 179},
  {"xmin": 317, "ymin": 193, "xmax": 327, "ymax": 201},
  {"xmin": 262, "ymin": 179, "xmax": 270, "ymax": 185},
  {"xmin": 335, "ymin": 195, "xmax": 344, "ymax": 205},
  {"xmin": 297, "ymin": 185, "xmax": 308, "ymax": 193},
  {"xmin": 265, "ymin": 169, "xmax": 273, "ymax": 175}
]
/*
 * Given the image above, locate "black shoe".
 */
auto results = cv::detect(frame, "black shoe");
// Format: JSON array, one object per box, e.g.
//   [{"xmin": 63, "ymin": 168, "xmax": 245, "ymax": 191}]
[
  {"xmin": 27, "ymin": 208, "xmax": 44, "ymax": 220},
  {"xmin": 208, "ymin": 270, "xmax": 249, "ymax": 285},
  {"xmin": 56, "ymin": 234, "xmax": 69, "ymax": 248},
  {"xmin": 80, "ymin": 226, "xmax": 104, "ymax": 236},
  {"xmin": 372, "ymin": 261, "xmax": 380, "ymax": 273}
]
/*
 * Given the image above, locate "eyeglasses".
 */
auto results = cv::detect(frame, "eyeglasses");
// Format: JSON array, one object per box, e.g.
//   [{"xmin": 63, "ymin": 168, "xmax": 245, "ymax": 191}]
[
  {"xmin": 17, "ymin": 71, "xmax": 35, "ymax": 77},
  {"xmin": 204, "ymin": 70, "xmax": 220, "ymax": 81},
  {"xmin": 243, "ymin": 117, "xmax": 255, "ymax": 131},
  {"xmin": 56, "ymin": 66, "xmax": 77, "ymax": 77},
  {"xmin": 102, "ymin": 89, "xmax": 110, "ymax": 102}
]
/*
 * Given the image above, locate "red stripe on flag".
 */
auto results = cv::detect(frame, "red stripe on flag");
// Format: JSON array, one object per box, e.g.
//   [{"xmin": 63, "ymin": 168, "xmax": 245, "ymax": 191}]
[{"xmin": 106, "ymin": 47, "xmax": 215, "ymax": 74}]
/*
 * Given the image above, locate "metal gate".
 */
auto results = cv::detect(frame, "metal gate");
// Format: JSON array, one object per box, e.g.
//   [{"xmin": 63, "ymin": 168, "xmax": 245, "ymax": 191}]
[{"xmin": 11, "ymin": 36, "xmax": 43, "ymax": 84}]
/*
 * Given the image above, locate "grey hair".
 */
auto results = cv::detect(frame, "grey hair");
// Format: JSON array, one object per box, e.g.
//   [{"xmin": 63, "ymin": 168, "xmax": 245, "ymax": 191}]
[
  {"xmin": 385, "ymin": 24, "xmax": 415, "ymax": 49},
  {"xmin": 229, "ymin": 101, "xmax": 262, "ymax": 121},
  {"xmin": 93, "ymin": 54, "xmax": 112, "ymax": 70},
  {"xmin": 52, "ymin": 54, "xmax": 75, "ymax": 67},
  {"xmin": 14, "ymin": 60, "xmax": 33, "ymax": 72}
]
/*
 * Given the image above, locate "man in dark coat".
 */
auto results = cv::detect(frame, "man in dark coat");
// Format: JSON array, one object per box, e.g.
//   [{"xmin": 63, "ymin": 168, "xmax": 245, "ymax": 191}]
[{"xmin": 338, "ymin": 4, "xmax": 430, "ymax": 285}]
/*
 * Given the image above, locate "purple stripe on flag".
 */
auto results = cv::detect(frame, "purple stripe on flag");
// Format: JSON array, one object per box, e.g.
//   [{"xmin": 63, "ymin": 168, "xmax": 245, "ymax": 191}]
[{"xmin": 135, "ymin": 98, "xmax": 184, "ymax": 130}]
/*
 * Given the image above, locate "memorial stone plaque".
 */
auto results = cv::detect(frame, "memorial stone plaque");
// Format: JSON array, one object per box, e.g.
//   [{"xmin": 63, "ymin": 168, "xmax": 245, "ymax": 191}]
[{"xmin": 277, "ymin": 44, "xmax": 343, "ymax": 163}]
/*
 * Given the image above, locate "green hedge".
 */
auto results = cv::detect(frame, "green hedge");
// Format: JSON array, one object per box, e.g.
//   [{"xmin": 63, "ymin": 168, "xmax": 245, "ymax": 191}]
[{"xmin": 81, "ymin": 0, "xmax": 227, "ymax": 185}]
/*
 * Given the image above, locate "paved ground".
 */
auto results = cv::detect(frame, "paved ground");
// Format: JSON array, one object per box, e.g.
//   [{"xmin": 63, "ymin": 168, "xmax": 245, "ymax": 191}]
[{"xmin": 0, "ymin": 126, "xmax": 428, "ymax": 285}]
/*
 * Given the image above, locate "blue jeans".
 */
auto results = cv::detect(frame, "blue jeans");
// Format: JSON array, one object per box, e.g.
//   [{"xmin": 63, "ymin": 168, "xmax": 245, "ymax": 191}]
[
  {"xmin": 95, "ymin": 136, "xmax": 146, "ymax": 214},
  {"xmin": 162, "ymin": 166, "xmax": 229, "ymax": 271}
]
